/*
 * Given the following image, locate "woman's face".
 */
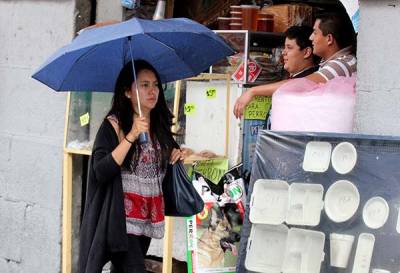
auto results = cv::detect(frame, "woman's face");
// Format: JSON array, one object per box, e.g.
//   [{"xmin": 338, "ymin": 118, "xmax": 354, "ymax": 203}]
[{"xmin": 125, "ymin": 69, "xmax": 160, "ymax": 114}]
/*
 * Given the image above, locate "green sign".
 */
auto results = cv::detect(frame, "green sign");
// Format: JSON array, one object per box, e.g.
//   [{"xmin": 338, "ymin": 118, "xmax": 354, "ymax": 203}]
[
  {"xmin": 244, "ymin": 96, "xmax": 271, "ymax": 120},
  {"xmin": 195, "ymin": 158, "xmax": 228, "ymax": 185}
]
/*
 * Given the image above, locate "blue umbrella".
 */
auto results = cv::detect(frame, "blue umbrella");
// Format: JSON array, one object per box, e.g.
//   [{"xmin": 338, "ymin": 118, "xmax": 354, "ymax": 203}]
[{"xmin": 32, "ymin": 17, "xmax": 234, "ymax": 92}]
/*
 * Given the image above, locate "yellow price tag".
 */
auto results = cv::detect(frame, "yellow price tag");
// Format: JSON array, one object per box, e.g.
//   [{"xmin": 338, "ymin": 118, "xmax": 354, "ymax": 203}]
[
  {"xmin": 184, "ymin": 103, "xmax": 196, "ymax": 115},
  {"xmin": 80, "ymin": 112, "xmax": 90, "ymax": 127},
  {"xmin": 206, "ymin": 88, "xmax": 217, "ymax": 99}
]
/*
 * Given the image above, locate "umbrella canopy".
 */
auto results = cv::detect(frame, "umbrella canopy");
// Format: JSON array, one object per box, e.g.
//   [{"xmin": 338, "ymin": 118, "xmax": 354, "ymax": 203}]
[{"xmin": 32, "ymin": 17, "xmax": 234, "ymax": 92}]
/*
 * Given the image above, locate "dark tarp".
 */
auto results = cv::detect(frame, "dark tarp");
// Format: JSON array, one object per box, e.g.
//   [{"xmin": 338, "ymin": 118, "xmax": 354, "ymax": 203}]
[{"xmin": 237, "ymin": 130, "xmax": 400, "ymax": 273}]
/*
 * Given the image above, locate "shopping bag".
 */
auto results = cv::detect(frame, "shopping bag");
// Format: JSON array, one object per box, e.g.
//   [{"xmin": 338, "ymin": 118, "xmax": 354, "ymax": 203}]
[
  {"xmin": 163, "ymin": 162, "xmax": 204, "ymax": 217},
  {"xmin": 271, "ymin": 75, "xmax": 356, "ymax": 133}
]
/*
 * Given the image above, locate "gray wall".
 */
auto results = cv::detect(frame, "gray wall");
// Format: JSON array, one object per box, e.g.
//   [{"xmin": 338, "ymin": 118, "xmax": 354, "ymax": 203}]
[
  {"xmin": 0, "ymin": 1, "xmax": 75, "ymax": 272},
  {"xmin": 355, "ymin": 0, "xmax": 400, "ymax": 135}
]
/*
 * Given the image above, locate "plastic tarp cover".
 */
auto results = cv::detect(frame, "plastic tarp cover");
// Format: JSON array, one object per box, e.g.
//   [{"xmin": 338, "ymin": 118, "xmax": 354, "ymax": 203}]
[{"xmin": 237, "ymin": 130, "xmax": 400, "ymax": 273}]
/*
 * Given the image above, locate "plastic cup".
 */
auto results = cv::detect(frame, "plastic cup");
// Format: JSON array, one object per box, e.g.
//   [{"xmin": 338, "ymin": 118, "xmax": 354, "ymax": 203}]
[
  {"xmin": 330, "ymin": 233, "xmax": 355, "ymax": 268},
  {"xmin": 257, "ymin": 18, "xmax": 274, "ymax": 32},
  {"xmin": 229, "ymin": 23, "xmax": 242, "ymax": 30},
  {"xmin": 230, "ymin": 17, "xmax": 242, "ymax": 24},
  {"xmin": 230, "ymin": 11, "xmax": 242, "ymax": 17},
  {"xmin": 241, "ymin": 5, "xmax": 259, "ymax": 31},
  {"xmin": 230, "ymin": 5, "xmax": 242, "ymax": 12},
  {"xmin": 217, "ymin": 17, "xmax": 231, "ymax": 30}
]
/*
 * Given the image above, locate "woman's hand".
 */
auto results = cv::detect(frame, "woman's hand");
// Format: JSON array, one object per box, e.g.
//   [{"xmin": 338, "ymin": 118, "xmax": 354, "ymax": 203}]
[
  {"xmin": 170, "ymin": 148, "xmax": 185, "ymax": 164},
  {"xmin": 126, "ymin": 116, "xmax": 149, "ymax": 142}
]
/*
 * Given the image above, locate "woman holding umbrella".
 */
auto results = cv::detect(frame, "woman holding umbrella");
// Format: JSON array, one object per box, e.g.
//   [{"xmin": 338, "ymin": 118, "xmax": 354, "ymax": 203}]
[
  {"xmin": 32, "ymin": 16, "xmax": 234, "ymax": 273},
  {"xmin": 79, "ymin": 60, "xmax": 184, "ymax": 273}
]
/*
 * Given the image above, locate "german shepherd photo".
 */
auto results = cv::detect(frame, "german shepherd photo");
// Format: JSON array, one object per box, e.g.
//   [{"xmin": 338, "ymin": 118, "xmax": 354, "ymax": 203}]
[{"xmin": 196, "ymin": 204, "xmax": 241, "ymax": 268}]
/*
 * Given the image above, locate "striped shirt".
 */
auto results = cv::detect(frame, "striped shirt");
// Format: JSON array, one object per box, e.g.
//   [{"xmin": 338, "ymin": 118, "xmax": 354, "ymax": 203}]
[{"xmin": 317, "ymin": 46, "xmax": 357, "ymax": 81}]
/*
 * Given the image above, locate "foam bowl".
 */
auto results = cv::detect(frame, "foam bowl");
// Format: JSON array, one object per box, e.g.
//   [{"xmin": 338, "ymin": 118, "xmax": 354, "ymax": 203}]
[
  {"xmin": 362, "ymin": 196, "xmax": 390, "ymax": 229},
  {"xmin": 325, "ymin": 180, "xmax": 360, "ymax": 223},
  {"xmin": 331, "ymin": 142, "xmax": 357, "ymax": 174}
]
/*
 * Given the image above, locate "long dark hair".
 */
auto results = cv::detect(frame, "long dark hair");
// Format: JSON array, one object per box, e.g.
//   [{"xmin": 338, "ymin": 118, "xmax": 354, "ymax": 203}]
[{"xmin": 107, "ymin": 60, "xmax": 178, "ymax": 171}]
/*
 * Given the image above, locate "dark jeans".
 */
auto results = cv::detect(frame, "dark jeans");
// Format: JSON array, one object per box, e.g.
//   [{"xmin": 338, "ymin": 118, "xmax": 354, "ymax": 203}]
[{"xmin": 110, "ymin": 234, "xmax": 151, "ymax": 273}]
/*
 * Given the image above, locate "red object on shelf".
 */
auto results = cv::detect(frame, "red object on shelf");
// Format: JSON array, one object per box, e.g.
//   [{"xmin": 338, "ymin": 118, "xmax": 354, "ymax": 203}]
[{"xmin": 217, "ymin": 17, "xmax": 231, "ymax": 30}]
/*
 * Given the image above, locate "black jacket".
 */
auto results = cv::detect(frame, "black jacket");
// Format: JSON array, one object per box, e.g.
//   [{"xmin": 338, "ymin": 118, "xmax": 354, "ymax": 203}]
[{"xmin": 79, "ymin": 120, "xmax": 128, "ymax": 273}]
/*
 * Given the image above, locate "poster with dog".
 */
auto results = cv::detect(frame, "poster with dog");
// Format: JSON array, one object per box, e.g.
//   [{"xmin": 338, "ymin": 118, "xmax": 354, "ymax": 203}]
[{"xmin": 187, "ymin": 173, "xmax": 243, "ymax": 273}]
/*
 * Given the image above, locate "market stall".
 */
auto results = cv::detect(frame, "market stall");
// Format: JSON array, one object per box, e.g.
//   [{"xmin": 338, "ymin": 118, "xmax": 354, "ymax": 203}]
[
  {"xmin": 237, "ymin": 130, "xmax": 400, "ymax": 273},
  {"xmin": 58, "ymin": 1, "xmax": 361, "ymax": 273}
]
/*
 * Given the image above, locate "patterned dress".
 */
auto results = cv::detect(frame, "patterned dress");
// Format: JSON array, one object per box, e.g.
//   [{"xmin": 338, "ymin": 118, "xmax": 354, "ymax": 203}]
[{"xmin": 121, "ymin": 142, "xmax": 165, "ymax": 239}]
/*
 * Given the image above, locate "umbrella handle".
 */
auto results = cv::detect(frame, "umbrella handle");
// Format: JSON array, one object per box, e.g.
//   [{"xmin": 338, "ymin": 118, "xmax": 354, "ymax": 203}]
[
  {"xmin": 138, "ymin": 132, "xmax": 149, "ymax": 144},
  {"xmin": 128, "ymin": 36, "xmax": 148, "ymax": 144}
]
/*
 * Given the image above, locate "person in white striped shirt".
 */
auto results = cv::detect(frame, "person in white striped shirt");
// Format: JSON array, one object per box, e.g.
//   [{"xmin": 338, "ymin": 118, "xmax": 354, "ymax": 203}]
[
  {"xmin": 233, "ymin": 11, "xmax": 357, "ymax": 119},
  {"xmin": 309, "ymin": 12, "xmax": 357, "ymax": 82}
]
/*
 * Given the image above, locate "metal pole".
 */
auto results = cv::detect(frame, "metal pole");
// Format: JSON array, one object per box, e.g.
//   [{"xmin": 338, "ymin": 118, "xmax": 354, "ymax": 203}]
[{"xmin": 128, "ymin": 36, "xmax": 148, "ymax": 144}]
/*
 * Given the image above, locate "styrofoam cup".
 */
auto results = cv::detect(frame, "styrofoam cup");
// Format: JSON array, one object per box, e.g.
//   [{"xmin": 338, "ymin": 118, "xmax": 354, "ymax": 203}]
[{"xmin": 330, "ymin": 233, "xmax": 355, "ymax": 268}]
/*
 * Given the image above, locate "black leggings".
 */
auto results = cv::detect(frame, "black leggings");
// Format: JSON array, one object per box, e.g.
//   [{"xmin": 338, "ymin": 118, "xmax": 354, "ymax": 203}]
[{"xmin": 110, "ymin": 234, "xmax": 152, "ymax": 273}]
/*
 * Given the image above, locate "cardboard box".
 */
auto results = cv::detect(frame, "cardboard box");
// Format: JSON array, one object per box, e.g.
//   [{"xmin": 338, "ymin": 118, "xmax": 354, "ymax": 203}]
[{"xmin": 262, "ymin": 4, "xmax": 313, "ymax": 33}]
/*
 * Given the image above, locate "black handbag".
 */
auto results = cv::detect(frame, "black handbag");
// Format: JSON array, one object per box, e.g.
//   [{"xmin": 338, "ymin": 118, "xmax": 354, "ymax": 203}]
[{"xmin": 162, "ymin": 162, "xmax": 204, "ymax": 217}]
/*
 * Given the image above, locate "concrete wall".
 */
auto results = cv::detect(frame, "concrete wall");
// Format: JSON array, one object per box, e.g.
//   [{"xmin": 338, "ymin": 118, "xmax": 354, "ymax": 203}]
[
  {"xmin": 355, "ymin": 0, "xmax": 400, "ymax": 135},
  {"xmin": 0, "ymin": 1, "xmax": 76, "ymax": 272}
]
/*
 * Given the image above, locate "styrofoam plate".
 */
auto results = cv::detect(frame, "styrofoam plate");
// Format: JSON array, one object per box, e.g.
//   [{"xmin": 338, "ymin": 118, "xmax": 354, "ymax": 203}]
[
  {"xmin": 287, "ymin": 183, "xmax": 324, "ymax": 226},
  {"xmin": 362, "ymin": 196, "xmax": 389, "ymax": 229},
  {"xmin": 245, "ymin": 224, "xmax": 289, "ymax": 273},
  {"xmin": 324, "ymin": 180, "xmax": 360, "ymax": 223},
  {"xmin": 282, "ymin": 228, "xmax": 325, "ymax": 273},
  {"xmin": 331, "ymin": 142, "xmax": 357, "ymax": 174},
  {"xmin": 303, "ymin": 141, "xmax": 332, "ymax": 173},
  {"xmin": 250, "ymin": 179, "xmax": 289, "ymax": 225}
]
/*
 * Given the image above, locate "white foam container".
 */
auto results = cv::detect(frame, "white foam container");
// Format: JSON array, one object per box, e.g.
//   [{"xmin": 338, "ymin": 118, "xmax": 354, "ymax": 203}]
[
  {"xmin": 397, "ymin": 207, "xmax": 400, "ymax": 234},
  {"xmin": 245, "ymin": 226, "xmax": 325, "ymax": 273},
  {"xmin": 287, "ymin": 183, "xmax": 324, "ymax": 226},
  {"xmin": 245, "ymin": 224, "xmax": 289, "ymax": 273},
  {"xmin": 250, "ymin": 180, "xmax": 324, "ymax": 226},
  {"xmin": 282, "ymin": 228, "xmax": 325, "ymax": 273},
  {"xmin": 303, "ymin": 141, "xmax": 332, "ymax": 173},
  {"xmin": 352, "ymin": 233, "xmax": 375, "ymax": 273},
  {"xmin": 250, "ymin": 179, "xmax": 289, "ymax": 225}
]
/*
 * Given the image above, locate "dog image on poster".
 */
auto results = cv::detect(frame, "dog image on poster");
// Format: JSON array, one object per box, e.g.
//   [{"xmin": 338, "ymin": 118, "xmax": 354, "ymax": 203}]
[
  {"xmin": 198, "ymin": 204, "xmax": 238, "ymax": 267},
  {"xmin": 191, "ymin": 203, "xmax": 241, "ymax": 272}
]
